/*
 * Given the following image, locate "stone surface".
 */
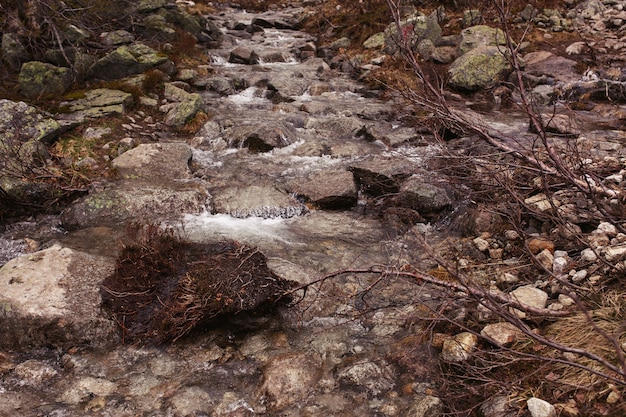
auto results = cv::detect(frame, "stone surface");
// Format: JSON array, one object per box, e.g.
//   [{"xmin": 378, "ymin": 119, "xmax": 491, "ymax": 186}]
[
  {"xmin": 441, "ymin": 332, "xmax": 478, "ymax": 362},
  {"xmin": 212, "ymin": 185, "xmax": 305, "ymax": 218},
  {"xmin": 259, "ymin": 353, "xmax": 322, "ymax": 410},
  {"xmin": 510, "ymin": 285, "xmax": 549, "ymax": 318},
  {"xmin": 0, "ymin": 245, "xmax": 119, "ymax": 350},
  {"xmin": 90, "ymin": 43, "xmax": 169, "ymax": 80},
  {"xmin": 481, "ymin": 322, "xmax": 523, "ymax": 346},
  {"xmin": 458, "ymin": 25, "xmax": 507, "ymax": 54},
  {"xmin": 448, "ymin": 46, "xmax": 512, "ymax": 91},
  {"xmin": 18, "ymin": 61, "xmax": 72, "ymax": 98},
  {"xmin": 112, "ymin": 142, "xmax": 193, "ymax": 181},
  {"xmin": 527, "ymin": 397, "xmax": 556, "ymax": 417},
  {"xmin": 59, "ymin": 88, "xmax": 133, "ymax": 120},
  {"xmin": 407, "ymin": 395, "xmax": 443, "ymax": 417}
]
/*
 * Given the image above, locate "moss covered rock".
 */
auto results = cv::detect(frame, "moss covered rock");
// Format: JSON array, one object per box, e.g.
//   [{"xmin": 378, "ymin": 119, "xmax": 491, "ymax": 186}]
[
  {"xmin": 90, "ymin": 43, "xmax": 170, "ymax": 80},
  {"xmin": 459, "ymin": 25, "xmax": 508, "ymax": 54},
  {"xmin": 18, "ymin": 61, "xmax": 72, "ymax": 98},
  {"xmin": 448, "ymin": 45, "xmax": 512, "ymax": 91}
]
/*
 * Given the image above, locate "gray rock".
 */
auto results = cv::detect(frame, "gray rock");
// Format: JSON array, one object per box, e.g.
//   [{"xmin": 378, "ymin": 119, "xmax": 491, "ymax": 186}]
[
  {"xmin": 480, "ymin": 322, "xmax": 523, "ymax": 346},
  {"xmin": 384, "ymin": 12, "xmax": 442, "ymax": 54},
  {"xmin": 1, "ymin": 33, "xmax": 31, "ymax": 71},
  {"xmin": 100, "ymin": 30, "xmax": 135, "ymax": 46},
  {"xmin": 164, "ymin": 93, "xmax": 204, "ymax": 127},
  {"xmin": 90, "ymin": 43, "xmax": 170, "ymax": 80},
  {"xmin": 63, "ymin": 24, "xmax": 91, "ymax": 43},
  {"xmin": 458, "ymin": 25, "xmax": 508, "ymax": 54},
  {"xmin": 59, "ymin": 88, "xmax": 133, "ymax": 120},
  {"xmin": 394, "ymin": 176, "xmax": 454, "ymax": 219},
  {"xmin": 510, "ymin": 285, "xmax": 549, "ymax": 318},
  {"xmin": 336, "ymin": 357, "xmax": 396, "ymax": 396},
  {"xmin": 0, "ymin": 245, "xmax": 119, "ymax": 350},
  {"xmin": 441, "ymin": 332, "xmax": 478, "ymax": 362},
  {"xmin": 212, "ymin": 185, "xmax": 305, "ymax": 219},
  {"xmin": 448, "ymin": 46, "xmax": 512, "ymax": 91},
  {"xmin": 60, "ymin": 183, "xmax": 210, "ymax": 229},
  {"xmin": 527, "ymin": 397, "xmax": 556, "ymax": 417},
  {"xmin": 523, "ymin": 51, "xmax": 577, "ymax": 82},
  {"xmin": 259, "ymin": 353, "xmax": 322, "ymax": 410},
  {"xmin": 285, "ymin": 169, "xmax": 357, "ymax": 209},
  {"xmin": 407, "ymin": 395, "xmax": 443, "ymax": 417},
  {"xmin": 480, "ymin": 395, "xmax": 516, "ymax": 417},
  {"xmin": 112, "ymin": 142, "xmax": 193, "ymax": 181},
  {"xmin": 18, "ymin": 61, "xmax": 72, "ymax": 98},
  {"xmin": 0, "ymin": 99, "xmax": 62, "ymax": 145},
  {"xmin": 363, "ymin": 32, "xmax": 385, "ymax": 49},
  {"xmin": 137, "ymin": 0, "xmax": 166, "ymax": 13},
  {"xmin": 229, "ymin": 46, "xmax": 260, "ymax": 65}
]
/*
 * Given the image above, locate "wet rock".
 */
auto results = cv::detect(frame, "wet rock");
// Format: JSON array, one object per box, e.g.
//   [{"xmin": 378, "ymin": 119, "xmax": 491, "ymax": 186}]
[
  {"xmin": 407, "ymin": 395, "xmax": 443, "ymax": 417},
  {"xmin": 14, "ymin": 359, "xmax": 59, "ymax": 386},
  {"xmin": 527, "ymin": 397, "xmax": 556, "ymax": 417},
  {"xmin": 393, "ymin": 176, "xmax": 454, "ymax": 220},
  {"xmin": 258, "ymin": 353, "xmax": 322, "ymax": 410},
  {"xmin": 448, "ymin": 46, "xmax": 512, "ymax": 91},
  {"xmin": 285, "ymin": 169, "xmax": 357, "ymax": 210},
  {"xmin": 168, "ymin": 386, "xmax": 213, "ymax": 416},
  {"xmin": 335, "ymin": 357, "xmax": 396, "ymax": 396},
  {"xmin": 90, "ymin": 43, "xmax": 170, "ymax": 80},
  {"xmin": 61, "ymin": 182, "xmax": 209, "ymax": 229},
  {"xmin": 441, "ymin": 332, "xmax": 478, "ymax": 362},
  {"xmin": 18, "ymin": 61, "xmax": 72, "ymax": 98},
  {"xmin": 523, "ymin": 51, "xmax": 577, "ymax": 83},
  {"xmin": 58, "ymin": 88, "xmax": 134, "ymax": 121},
  {"xmin": 212, "ymin": 185, "xmax": 305, "ymax": 219},
  {"xmin": 0, "ymin": 245, "xmax": 119, "ymax": 350},
  {"xmin": 229, "ymin": 46, "xmax": 260, "ymax": 65},
  {"xmin": 112, "ymin": 142, "xmax": 193, "ymax": 181},
  {"xmin": 223, "ymin": 122, "xmax": 296, "ymax": 151}
]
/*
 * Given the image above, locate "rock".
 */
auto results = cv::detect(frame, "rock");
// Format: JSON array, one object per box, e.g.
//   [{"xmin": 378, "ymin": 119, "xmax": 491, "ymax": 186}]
[
  {"xmin": 137, "ymin": 0, "xmax": 166, "ymax": 13},
  {"xmin": 441, "ymin": 332, "xmax": 478, "ymax": 362},
  {"xmin": 59, "ymin": 88, "xmax": 134, "ymax": 120},
  {"xmin": 229, "ymin": 46, "xmax": 260, "ymax": 65},
  {"xmin": 393, "ymin": 177, "xmax": 454, "ymax": 220},
  {"xmin": 63, "ymin": 24, "xmax": 91, "ymax": 43},
  {"xmin": 473, "ymin": 237, "xmax": 490, "ymax": 252},
  {"xmin": 604, "ymin": 244, "xmax": 626, "ymax": 262},
  {"xmin": 90, "ymin": 43, "xmax": 170, "ymax": 80},
  {"xmin": 1, "ymin": 33, "xmax": 31, "ymax": 71},
  {"xmin": 463, "ymin": 10, "xmax": 482, "ymax": 27},
  {"xmin": 222, "ymin": 122, "xmax": 297, "ymax": 151},
  {"xmin": 527, "ymin": 397, "xmax": 556, "ymax": 417},
  {"xmin": 100, "ymin": 30, "xmax": 135, "ymax": 46},
  {"xmin": 580, "ymin": 248, "xmax": 598, "ymax": 262},
  {"xmin": 431, "ymin": 46, "xmax": 458, "ymax": 64},
  {"xmin": 523, "ymin": 51, "xmax": 578, "ymax": 83},
  {"xmin": 480, "ymin": 395, "xmax": 516, "ymax": 417},
  {"xmin": 539, "ymin": 113, "xmax": 581, "ymax": 135},
  {"xmin": 448, "ymin": 46, "xmax": 512, "ymax": 91},
  {"xmin": 164, "ymin": 93, "xmax": 204, "ymax": 127},
  {"xmin": 14, "ymin": 359, "xmax": 59, "ymax": 386},
  {"xmin": 363, "ymin": 32, "xmax": 385, "ymax": 49},
  {"xmin": 510, "ymin": 285, "xmax": 549, "ymax": 318},
  {"xmin": 259, "ymin": 353, "xmax": 322, "ymax": 410},
  {"xmin": 18, "ymin": 61, "xmax": 72, "ymax": 98},
  {"xmin": 0, "ymin": 99, "xmax": 62, "ymax": 145},
  {"xmin": 212, "ymin": 185, "xmax": 305, "ymax": 219},
  {"xmin": 60, "ymin": 376, "xmax": 118, "ymax": 404},
  {"xmin": 112, "ymin": 142, "xmax": 193, "ymax": 181},
  {"xmin": 458, "ymin": 25, "xmax": 508, "ymax": 54},
  {"xmin": 169, "ymin": 386, "xmax": 213, "ymax": 416},
  {"xmin": 535, "ymin": 248, "xmax": 554, "ymax": 270},
  {"xmin": 139, "ymin": 14, "xmax": 176, "ymax": 41},
  {"xmin": 384, "ymin": 12, "xmax": 442, "ymax": 54},
  {"xmin": 285, "ymin": 169, "xmax": 357, "ymax": 210},
  {"xmin": 481, "ymin": 322, "xmax": 523, "ymax": 346},
  {"xmin": 0, "ymin": 245, "xmax": 119, "ymax": 350},
  {"xmin": 406, "ymin": 395, "xmax": 443, "ymax": 417},
  {"xmin": 336, "ymin": 357, "xmax": 396, "ymax": 396}
]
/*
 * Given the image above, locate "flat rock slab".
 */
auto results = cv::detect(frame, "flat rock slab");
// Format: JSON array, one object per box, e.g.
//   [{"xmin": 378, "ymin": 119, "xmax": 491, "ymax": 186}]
[
  {"xmin": 59, "ymin": 88, "xmax": 133, "ymax": 121},
  {"xmin": 0, "ymin": 245, "xmax": 119, "ymax": 350},
  {"xmin": 212, "ymin": 185, "xmax": 305, "ymax": 218},
  {"xmin": 112, "ymin": 142, "xmax": 193, "ymax": 181}
]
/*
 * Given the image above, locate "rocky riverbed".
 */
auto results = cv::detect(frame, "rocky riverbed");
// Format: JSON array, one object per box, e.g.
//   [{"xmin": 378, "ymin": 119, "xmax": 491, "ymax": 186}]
[{"xmin": 1, "ymin": 0, "xmax": 626, "ymax": 416}]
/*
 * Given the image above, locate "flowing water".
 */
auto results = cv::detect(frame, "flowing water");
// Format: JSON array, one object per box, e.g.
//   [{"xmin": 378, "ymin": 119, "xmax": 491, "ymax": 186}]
[{"xmin": 0, "ymin": 5, "xmax": 530, "ymax": 417}]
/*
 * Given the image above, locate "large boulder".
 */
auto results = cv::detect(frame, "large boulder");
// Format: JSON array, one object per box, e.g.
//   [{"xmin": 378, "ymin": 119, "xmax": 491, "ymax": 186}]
[
  {"xmin": 0, "ymin": 245, "xmax": 119, "ymax": 350},
  {"xmin": 18, "ymin": 61, "xmax": 72, "ymax": 98},
  {"xmin": 89, "ymin": 43, "xmax": 170, "ymax": 80},
  {"xmin": 384, "ymin": 12, "xmax": 442, "ymax": 54},
  {"xmin": 448, "ymin": 45, "xmax": 513, "ymax": 91}
]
